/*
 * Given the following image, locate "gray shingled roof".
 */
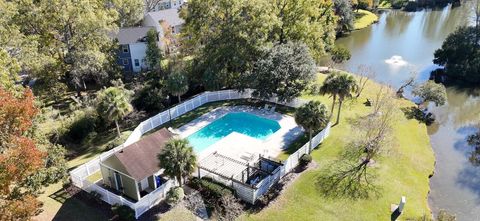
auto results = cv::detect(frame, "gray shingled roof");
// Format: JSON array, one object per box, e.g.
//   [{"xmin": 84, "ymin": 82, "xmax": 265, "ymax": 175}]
[
  {"xmin": 145, "ymin": 8, "xmax": 184, "ymax": 27},
  {"xmin": 114, "ymin": 128, "xmax": 174, "ymax": 181},
  {"xmin": 113, "ymin": 27, "xmax": 155, "ymax": 45}
]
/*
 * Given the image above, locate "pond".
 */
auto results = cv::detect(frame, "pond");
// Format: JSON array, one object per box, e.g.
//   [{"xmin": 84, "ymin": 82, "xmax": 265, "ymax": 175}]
[{"xmin": 335, "ymin": 4, "xmax": 479, "ymax": 220}]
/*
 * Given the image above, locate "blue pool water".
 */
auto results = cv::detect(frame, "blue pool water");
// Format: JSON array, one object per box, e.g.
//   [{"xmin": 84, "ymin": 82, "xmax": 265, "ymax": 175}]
[{"xmin": 187, "ymin": 112, "xmax": 281, "ymax": 152}]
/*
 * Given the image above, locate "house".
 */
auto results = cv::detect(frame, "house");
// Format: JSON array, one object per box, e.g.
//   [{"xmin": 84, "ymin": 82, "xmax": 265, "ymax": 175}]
[
  {"xmin": 112, "ymin": 9, "xmax": 184, "ymax": 73},
  {"xmin": 147, "ymin": 0, "xmax": 185, "ymax": 12},
  {"xmin": 99, "ymin": 128, "xmax": 174, "ymax": 202},
  {"xmin": 143, "ymin": 8, "xmax": 184, "ymax": 37},
  {"xmin": 112, "ymin": 27, "xmax": 155, "ymax": 73}
]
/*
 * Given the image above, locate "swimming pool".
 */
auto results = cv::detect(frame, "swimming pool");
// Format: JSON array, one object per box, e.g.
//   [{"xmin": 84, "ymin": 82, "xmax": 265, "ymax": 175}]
[{"xmin": 187, "ymin": 112, "xmax": 281, "ymax": 152}]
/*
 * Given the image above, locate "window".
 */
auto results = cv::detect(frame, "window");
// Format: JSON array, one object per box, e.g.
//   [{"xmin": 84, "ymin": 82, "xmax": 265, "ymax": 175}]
[
  {"xmin": 122, "ymin": 45, "xmax": 129, "ymax": 53},
  {"xmin": 134, "ymin": 59, "xmax": 140, "ymax": 66},
  {"xmin": 171, "ymin": 26, "xmax": 175, "ymax": 34},
  {"xmin": 122, "ymin": 59, "xmax": 129, "ymax": 65}
]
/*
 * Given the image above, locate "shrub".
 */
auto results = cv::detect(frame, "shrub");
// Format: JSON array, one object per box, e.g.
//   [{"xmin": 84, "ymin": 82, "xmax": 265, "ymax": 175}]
[
  {"xmin": 330, "ymin": 46, "xmax": 351, "ymax": 64},
  {"xmin": 308, "ymin": 84, "xmax": 321, "ymax": 95},
  {"xmin": 214, "ymin": 194, "xmax": 243, "ymax": 221},
  {"xmin": 300, "ymin": 154, "xmax": 312, "ymax": 166},
  {"xmin": 189, "ymin": 177, "xmax": 235, "ymax": 214},
  {"xmin": 403, "ymin": 1, "xmax": 417, "ymax": 11},
  {"xmin": 111, "ymin": 204, "xmax": 135, "ymax": 221},
  {"xmin": 391, "ymin": 0, "xmax": 408, "ymax": 8},
  {"xmin": 166, "ymin": 187, "xmax": 185, "ymax": 206},
  {"xmin": 357, "ymin": 0, "xmax": 371, "ymax": 9},
  {"xmin": 65, "ymin": 110, "xmax": 97, "ymax": 142},
  {"xmin": 190, "ymin": 177, "xmax": 244, "ymax": 220},
  {"xmin": 132, "ymin": 81, "xmax": 167, "ymax": 113},
  {"xmin": 437, "ymin": 210, "xmax": 456, "ymax": 221},
  {"xmin": 190, "ymin": 177, "xmax": 233, "ymax": 199}
]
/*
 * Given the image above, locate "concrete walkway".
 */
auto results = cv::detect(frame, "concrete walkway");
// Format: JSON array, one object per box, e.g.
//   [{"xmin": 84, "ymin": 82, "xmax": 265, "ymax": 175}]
[{"xmin": 176, "ymin": 106, "xmax": 304, "ymax": 161}]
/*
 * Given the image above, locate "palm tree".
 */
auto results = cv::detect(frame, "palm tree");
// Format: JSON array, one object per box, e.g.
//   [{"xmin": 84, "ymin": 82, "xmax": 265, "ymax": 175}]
[
  {"xmin": 96, "ymin": 86, "xmax": 133, "ymax": 137},
  {"xmin": 157, "ymin": 138, "xmax": 197, "ymax": 187},
  {"xmin": 334, "ymin": 73, "xmax": 358, "ymax": 125},
  {"xmin": 166, "ymin": 72, "xmax": 189, "ymax": 102},
  {"xmin": 295, "ymin": 101, "xmax": 329, "ymax": 151},
  {"xmin": 319, "ymin": 72, "xmax": 340, "ymax": 119}
]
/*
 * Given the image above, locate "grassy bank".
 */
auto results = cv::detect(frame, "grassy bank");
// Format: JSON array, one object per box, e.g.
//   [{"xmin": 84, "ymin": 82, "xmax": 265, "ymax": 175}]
[
  {"xmin": 354, "ymin": 9, "xmax": 379, "ymax": 30},
  {"xmin": 241, "ymin": 73, "xmax": 435, "ymax": 220}
]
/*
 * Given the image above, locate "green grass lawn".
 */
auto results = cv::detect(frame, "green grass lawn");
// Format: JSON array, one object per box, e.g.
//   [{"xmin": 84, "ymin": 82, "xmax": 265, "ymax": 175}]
[
  {"xmin": 240, "ymin": 73, "xmax": 435, "ymax": 221},
  {"xmin": 378, "ymin": 0, "xmax": 393, "ymax": 9},
  {"xmin": 158, "ymin": 205, "xmax": 196, "ymax": 221},
  {"xmin": 354, "ymin": 9, "xmax": 379, "ymax": 30}
]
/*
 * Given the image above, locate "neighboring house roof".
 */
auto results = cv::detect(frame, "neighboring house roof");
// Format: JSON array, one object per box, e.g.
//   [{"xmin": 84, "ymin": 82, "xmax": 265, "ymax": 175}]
[
  {"xmin": 146, "ymin": 8, "xmax": 184, "ymax": 27},
  {"xmin": 111, "ymin": 128, "xmax": 174, "ymax": 181},
  {"xmin": 112, "ymin": 27, "xmax": 155, "ymax": 45}
]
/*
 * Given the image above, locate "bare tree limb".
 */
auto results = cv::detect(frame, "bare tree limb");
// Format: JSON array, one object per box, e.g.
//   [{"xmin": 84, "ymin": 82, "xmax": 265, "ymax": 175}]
[{"xmin": 355, "ymin": 65, "xmax": 376, "ymax": 98}]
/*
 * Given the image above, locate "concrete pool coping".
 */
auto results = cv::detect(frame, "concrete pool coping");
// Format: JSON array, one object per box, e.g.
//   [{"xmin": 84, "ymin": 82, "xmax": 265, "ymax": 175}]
[{"xmin": 175, "ymin": 106, "xmax": 304, "ymax": 161}]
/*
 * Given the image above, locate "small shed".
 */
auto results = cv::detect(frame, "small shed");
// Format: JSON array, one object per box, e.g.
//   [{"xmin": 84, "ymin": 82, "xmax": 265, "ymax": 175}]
[{"xmin": 100, "ymin": 128, "xmax": 174, "ymax": 202}]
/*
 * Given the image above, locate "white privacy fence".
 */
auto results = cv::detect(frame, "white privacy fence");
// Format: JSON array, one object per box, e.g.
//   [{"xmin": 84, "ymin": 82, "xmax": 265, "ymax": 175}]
[
  {"xmin": 69, "ymin": 89, "xmax": 306, "ymax": 219},
  {"xmin": 282, "ymin": 123, "xmax": 331, "ymax": 174}
]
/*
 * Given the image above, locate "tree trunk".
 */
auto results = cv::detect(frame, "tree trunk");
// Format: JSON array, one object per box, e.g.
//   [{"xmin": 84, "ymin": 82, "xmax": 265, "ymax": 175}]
[
  {"xmin": 177, "ymin": 174, "xmax": 182, "ymax": 187},
  {"xmin": 75, "ymin": 85, "xmax": 81, "ymax": 98},
  {"xmin": 115, "ymin": 120, "xmax": 121, "ymax": 138},
  {"xmin": 82, "ymin": 79, "xmax": 87, "ymax": 90},
  {"xmin": 308, "ymin": 130, "xmax": 313, "ymax": 153},
  {"xmin": 178, "ymin": 95, "xmax": 181, "ymax": 103},
  {"xmin": 329, "ymin": 94, "xmax": 336, "ymax": 120},
  {"xmin": 336, "ymin": 99, "xmax": 343, "ymax": 125}
]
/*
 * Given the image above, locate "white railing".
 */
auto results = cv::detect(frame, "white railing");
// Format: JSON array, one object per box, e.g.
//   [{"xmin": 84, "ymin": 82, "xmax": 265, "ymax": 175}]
[
  {"xmin": 77, "ymin": 177, "xmax": 174, "ymax": 219},
  {"xmin": 234, "ymin": 123, "xmax": 331, "ymax": 204},
  {"xmin": 69, "ymin": 89, "xmax": 306, "ymax": 218},
  {"xmin": 133, "ymin": 180, "xmax": 175, "ymax": 217}
]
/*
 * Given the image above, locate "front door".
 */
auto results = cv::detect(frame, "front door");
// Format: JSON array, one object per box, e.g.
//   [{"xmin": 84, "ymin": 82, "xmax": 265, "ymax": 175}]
[
  {"xmin": 114, "ymin": 171, "xmax": 123, "ymax": 191},
  {"xmin": 140, "ymin": 177, "xmax": 149, "ymax": 191}
]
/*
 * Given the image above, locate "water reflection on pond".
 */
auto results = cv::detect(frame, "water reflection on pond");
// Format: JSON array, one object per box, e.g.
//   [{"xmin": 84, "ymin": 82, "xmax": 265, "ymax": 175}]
[{"xmin": 335, "ymin": 3, "xmax": 479, "ymax": 220}]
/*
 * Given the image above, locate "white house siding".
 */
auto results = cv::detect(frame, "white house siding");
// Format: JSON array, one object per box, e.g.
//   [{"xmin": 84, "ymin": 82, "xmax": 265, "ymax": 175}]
[
  {"xmin": 129, "ymin": 43, "xmax": 148, "ymax": 72},
  {"xmin": 152, "ymin": 0, "xmax": 184, "ymax": 11}
]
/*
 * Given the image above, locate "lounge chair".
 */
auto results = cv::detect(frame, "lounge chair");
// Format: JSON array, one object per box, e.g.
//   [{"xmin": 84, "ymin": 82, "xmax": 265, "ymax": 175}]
[
  {"xmin": 167, "ymin": 127, "xmax": 179, "ymax": 134},
  {"xmin": 269, "ymin": 105, "xmax": 276, "ymax": 113},
  {"xmin": 262, "ymin": 104, "xmax": 270, "ymax": 112},
  {"xmin": 240, "ymin": 152, "xmax": 255, "ymax": 162}
]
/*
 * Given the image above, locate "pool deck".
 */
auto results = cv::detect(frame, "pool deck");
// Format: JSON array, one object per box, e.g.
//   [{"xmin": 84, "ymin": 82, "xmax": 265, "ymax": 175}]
[{"xmin": 175, "ymin": 106, "xmax": 304, "ymax": 161}]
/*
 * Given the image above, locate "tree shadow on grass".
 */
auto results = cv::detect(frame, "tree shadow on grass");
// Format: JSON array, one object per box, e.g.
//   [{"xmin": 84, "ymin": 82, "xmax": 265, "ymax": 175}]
[
  {"xmin": 314, "ymin": 159, "xmax": 382, "ymax": 200},
  {"xmin": 50, "ymin": 185, "xmax": 112, "ymax": 221}
]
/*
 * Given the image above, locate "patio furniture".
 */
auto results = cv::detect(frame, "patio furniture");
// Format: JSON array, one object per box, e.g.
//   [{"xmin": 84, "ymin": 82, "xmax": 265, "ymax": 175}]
[
  {"xmin": 262, "ymin": 104, "xmax": 270, "ymax": 112},
  {"xmin": 240, "ymin": 152, "xmax": 255, "ymax": 162},
  {"xmin": 269, "ymin": 105, "xmax": 276, "ymax": 113}
]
